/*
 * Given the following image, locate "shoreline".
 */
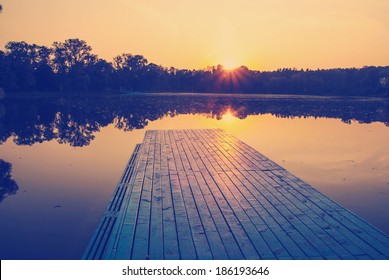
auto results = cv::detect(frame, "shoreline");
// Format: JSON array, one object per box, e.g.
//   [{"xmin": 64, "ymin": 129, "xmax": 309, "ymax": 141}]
[{"xmin": 3, "ymin": 91, "xmax": 389, "ymax": 101}]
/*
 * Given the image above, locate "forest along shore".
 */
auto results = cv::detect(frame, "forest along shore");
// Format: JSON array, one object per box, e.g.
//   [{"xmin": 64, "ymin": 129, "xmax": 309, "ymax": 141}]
[{"xmin": 1, "ymin": 39, "xmax": 389, "ymax": 97}]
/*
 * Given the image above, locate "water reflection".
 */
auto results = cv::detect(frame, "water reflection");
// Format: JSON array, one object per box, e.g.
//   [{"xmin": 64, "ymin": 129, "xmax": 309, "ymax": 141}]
[
  {"xmin": 0, "ymin": 159, "xmax": 19, "ymax": 203},
  {"xmin": 222, "ymin": 109, "xmax": 237, "ymax": 123},
  {"xmin": 1, "ymin": 94, "xmax": 388, "ymax": 147},
  {"xmin": 0, "ymin": 93, "xmax": 388, "ymax": 259}
]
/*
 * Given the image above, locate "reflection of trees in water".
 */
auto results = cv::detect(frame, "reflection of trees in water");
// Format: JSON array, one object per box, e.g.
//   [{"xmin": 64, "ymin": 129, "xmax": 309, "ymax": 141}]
[
  {"xmin": 0, "ymin": 159, "xmax": 19, "ymax": 203},
  {"xmin": 0, "ymin": 94, "xmax": 388, "ymax": 147}
]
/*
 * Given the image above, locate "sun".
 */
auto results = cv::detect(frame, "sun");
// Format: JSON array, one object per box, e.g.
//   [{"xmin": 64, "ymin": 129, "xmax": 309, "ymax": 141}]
[
  {"xmin": 222, "ymin": 59, "xmax": 239, "ymax": 71},
  {"xmin": 222, "ymin": 109, "xmax": 236, "ymax": 123}
]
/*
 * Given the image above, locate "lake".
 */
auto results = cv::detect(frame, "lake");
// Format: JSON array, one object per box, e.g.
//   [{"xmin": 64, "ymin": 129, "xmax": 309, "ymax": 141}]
[{"xmin": 0, "ymin": 93, "xmax": 389, "ymax": 259}]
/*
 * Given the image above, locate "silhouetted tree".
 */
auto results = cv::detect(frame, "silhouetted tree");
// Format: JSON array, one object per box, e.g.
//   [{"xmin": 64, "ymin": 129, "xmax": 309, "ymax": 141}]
[
  {"xmin": 4, "ymin": 42, "xmax": 37, "ymax": 91},
  {"xmin": 86, "ymin": 59, "xmax": 113, "ymax": 91},
  {"xmin": 0, "ymin": 159, "xmax": 19, "ymax": 203},
  {"xmin": 113, "ymin": 53, "xmax": 148, "ymax": 91},
  {"xmin": 52, "ymin": 39, "xmax": 98, "ymax": 91},
  {"xmin": 1, "ymin": 38, "xmax": 389, "ymax": 96},
  {"xmin": 0, "ymin": 50, "xmax": 16, "ymax": 91},
  {"xmin": 35, "ymin": 63, "xmax": 57, "ymax": 91},
  {"xmin": 0, "ymin": 42, "xmax": 56, "ymax": 92},
  {"xmin": 142, "ymin": 63, "xmax": 167, "ymax": 91}
]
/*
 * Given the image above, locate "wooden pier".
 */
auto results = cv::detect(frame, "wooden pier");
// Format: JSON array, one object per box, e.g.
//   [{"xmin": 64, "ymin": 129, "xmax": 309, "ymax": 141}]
[{"xmin": 83, "ymin": 129, "xmax": 389, "ymax": 260}]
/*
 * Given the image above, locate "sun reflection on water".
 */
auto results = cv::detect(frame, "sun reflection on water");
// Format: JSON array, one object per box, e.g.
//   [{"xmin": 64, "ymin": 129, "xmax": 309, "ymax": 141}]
[{"xmin": 222, "ymin": 109, "xmax": 236, "ymax": 123}]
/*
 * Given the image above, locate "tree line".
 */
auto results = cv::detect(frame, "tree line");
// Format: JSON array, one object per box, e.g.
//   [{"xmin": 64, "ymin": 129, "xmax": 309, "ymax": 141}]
[
  {"xmin": 1, "ymin": 94, "xmax": 388, "ymax": 148},
  {"xmin": 0, "ymin": 38, "xmax": 388, "ymax": 96}
]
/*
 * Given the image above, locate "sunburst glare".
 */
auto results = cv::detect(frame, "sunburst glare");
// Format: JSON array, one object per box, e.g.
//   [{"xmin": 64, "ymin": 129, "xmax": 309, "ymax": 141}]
[
  {"xmin": 214, "ymin": 65, "xmax": 251, "ymax": 93},
  {"xmin": 222, "ymin": 109, "xmax": 236, "ymax": 123},
  {"xmin": 222, "ymin": 60, "xmax": 239, "ymax": 71}
]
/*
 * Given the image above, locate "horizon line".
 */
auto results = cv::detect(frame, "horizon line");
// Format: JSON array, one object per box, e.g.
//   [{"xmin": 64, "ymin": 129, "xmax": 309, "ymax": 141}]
[{"xmin": 1, "ymin": 38, "xmax": 389, "ymax": 73}]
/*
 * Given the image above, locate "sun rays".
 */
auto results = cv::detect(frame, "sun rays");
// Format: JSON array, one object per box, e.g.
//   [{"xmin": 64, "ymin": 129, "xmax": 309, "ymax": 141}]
[
  {"xmin": 214, "ymin": 64, "xmax": 252, "ymax": 93},
  {"xmin": 222, "ymin": 109, "xmax": 236, "ymax": 123}
]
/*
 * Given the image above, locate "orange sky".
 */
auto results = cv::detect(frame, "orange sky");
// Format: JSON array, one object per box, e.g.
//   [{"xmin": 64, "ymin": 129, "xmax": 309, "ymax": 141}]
[{"xmin": 1, "ymin": 0, "xmax": 389, "ymax": 70}]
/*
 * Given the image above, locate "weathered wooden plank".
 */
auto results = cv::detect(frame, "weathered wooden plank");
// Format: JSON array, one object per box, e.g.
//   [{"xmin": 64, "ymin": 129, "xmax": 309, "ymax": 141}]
[
  {"xmin": 278, "ymin": 170, "xmax": 389, "ymax": 252},
  {"xmin": 186, "ymin": 130, "xmax": 262, "ymax": 259},
  {"xmin": 167, "ymin": 131, "xmax": 197, "ymax": 259},
  {"xmin": 182, "ymin": 131, "xmax": 245, "ymax": 259},
  {"xmin": 82, "ymin": 144, "xmax": 141, "ymax": 260},
  {"xmin": 129, "ymin": 131, "xmax": 156, "ymax": 259},
  {"xmin": 259, "ymin": 170, "xmax": 365, "ymax": 257},
  {"xmin": 149, "ymin": 131, "xmax": 163, "ymax": 259},
  {"xmin": 160, "ymin": 131, "xmax": 180, "ymax": 259},
  {"xmin": 85, "ymin": 129, "xmax": 389, "ymax": 260},
  {"xmin": 203, "ymin": 129, "xmax": 366, "ymax": 259},
  {"xmin": 171, "ymin": 130, "xmax": 213, "ymax": 259},
  {"xmin": 269, "ymin": 169, "xmax": 389, "ymax": 258},
  {"xmin": 194, "ymin": 129, "xmax": 389, "ymax": 259},
  {"xmin": 112, "ymin": 134, "xmax": 153, "ymax": 259},
  {"xmin": 212, "ymin": 130, "xmax": 371, "ymax": 259},
  {"xmin": 252, "ymin": 170, "xmax": 357, "ymax": 259},
  {"xmin": 247, "ymin": 170, "xmax": 350, "ymax": 259},
  {"xmin": 213, "ymin": 129, "xmax": 276, "ymax": 169},
  {"xmin": 195, "ymin": 129, "xmax": 309, "ymax": 259},
  {"xmin": 197, "ymin": 132, "xmax": 280, "ymax": 259},
  {"xmin": 182, "ymin": 130, "xmax": 246, "ymax": 259},
  {"xmin": 183, "ymin": 131, "xmax": 247, "ymax": 258},
  {"xmin": 177, "ymin": 131, "xmax": 230, "ymax": 259}
]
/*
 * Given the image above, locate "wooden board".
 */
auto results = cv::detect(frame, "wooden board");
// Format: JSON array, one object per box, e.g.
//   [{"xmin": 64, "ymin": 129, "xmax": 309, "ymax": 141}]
[
  {"xmin": 83, "ymin": 129, "xmax": 389, "ymax": 260},
  {"xmin": 82, "ymin": 144, "xmax": 141, "ymax": 260}
]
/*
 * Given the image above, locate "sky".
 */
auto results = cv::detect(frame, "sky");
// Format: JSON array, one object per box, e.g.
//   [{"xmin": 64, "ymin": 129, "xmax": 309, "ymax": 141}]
[{"xmin": 0, "ymin": 0, "xmax": 389, "ymax": 71}]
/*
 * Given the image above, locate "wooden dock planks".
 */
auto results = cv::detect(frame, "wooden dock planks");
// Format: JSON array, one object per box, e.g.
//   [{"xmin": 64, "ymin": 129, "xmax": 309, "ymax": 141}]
[{"xmin": 83, "ymin": 129, "xmax": 389, "ymax": 260}]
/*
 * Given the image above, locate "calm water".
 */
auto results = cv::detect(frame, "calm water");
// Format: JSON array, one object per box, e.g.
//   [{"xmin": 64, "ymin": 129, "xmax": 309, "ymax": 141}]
[{"xmin": 0, "ymin": 93, "xmax": 389, "ymax": 259}]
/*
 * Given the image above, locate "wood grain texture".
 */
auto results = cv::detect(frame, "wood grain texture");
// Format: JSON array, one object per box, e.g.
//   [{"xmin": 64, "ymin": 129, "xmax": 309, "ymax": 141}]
[{"xmin": 83, "ymin": 129, "xmax": 389, "ymax": 260}]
